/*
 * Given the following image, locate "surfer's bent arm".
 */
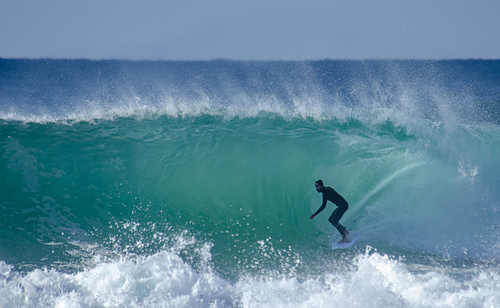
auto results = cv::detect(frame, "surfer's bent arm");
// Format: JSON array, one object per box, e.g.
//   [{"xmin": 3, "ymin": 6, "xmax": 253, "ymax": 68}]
[{"xmin": 310, "ymin": 195, "xmax": 327, "ymax": 219}]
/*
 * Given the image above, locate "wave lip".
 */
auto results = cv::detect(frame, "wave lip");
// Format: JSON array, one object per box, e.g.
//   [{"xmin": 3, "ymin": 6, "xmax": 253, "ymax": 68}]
[{"xmin": 1, "ymin": 59, "xmax": 499, "ymax": 124}]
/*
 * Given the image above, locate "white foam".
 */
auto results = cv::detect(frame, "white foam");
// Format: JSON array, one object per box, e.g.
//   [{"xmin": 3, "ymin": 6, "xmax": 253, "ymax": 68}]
[
  {"xmin": 1, "ymin": 249, "xmax": 499, "ymax": 308},
  {"xmin": 0, "ymin": 251, "xmax": 231, "ymax": 308}
]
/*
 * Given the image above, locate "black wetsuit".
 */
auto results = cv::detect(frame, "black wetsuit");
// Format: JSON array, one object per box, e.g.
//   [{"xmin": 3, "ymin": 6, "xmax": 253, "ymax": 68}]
[{"xmin": 313, "ymin": 187, "xmax": 349, "ymax": 237}]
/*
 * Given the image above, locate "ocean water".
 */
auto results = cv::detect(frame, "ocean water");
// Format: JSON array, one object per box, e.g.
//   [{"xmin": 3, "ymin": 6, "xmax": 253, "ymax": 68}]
[{"xmin": 1, "ymin": 59, "xmax": 499, "ymax": 307}]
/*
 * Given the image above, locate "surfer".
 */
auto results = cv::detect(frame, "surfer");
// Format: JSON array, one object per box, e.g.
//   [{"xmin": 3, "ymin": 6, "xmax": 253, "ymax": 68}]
[{"xmin": 310, "ymin": 180, "xmax": 350, "ymax": 243}]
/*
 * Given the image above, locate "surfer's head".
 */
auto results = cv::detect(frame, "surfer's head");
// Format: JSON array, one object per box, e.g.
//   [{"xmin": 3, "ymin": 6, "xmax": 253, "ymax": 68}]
[{"xmin": 315, "ymin": 180, "xmax": 324, "ymax": 192}]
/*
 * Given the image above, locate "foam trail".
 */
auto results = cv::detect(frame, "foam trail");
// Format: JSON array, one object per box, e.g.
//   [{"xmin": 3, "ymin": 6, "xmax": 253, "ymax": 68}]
[{"xmin": 355, "ymin": 161, "xmax": 427, "ymax": 209}]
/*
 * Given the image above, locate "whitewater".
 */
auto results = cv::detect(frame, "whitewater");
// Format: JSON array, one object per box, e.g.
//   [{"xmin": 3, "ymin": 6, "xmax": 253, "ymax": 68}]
[{"xmin": 0, "ymin": 59, "xmax": 499, "ymax": 307}]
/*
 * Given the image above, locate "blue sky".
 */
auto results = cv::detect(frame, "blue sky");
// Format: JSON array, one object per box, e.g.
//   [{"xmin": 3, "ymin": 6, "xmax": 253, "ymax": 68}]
[{"xmin": 1, "ymin": 0, "xmax": 499, "ymax": 60}]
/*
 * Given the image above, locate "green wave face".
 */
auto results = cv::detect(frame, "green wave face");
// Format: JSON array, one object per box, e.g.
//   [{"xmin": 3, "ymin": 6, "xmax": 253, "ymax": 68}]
[{"xmin": 2, "ymin": 114, "xmax": 499, "ymax": 276}]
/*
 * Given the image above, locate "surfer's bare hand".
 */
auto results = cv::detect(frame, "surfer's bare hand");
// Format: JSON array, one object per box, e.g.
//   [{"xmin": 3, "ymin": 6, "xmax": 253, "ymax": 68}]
[{"xmin": 310, "ymin": 214, "xmax": 315, "ymax": 220}]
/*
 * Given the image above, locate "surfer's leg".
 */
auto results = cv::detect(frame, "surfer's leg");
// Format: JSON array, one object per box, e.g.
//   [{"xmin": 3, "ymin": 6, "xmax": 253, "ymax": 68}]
[
  {"xmin": 329, "ymin": 208, "xmax": 347, "ymax": 237},
  {"xmin": 328, "ymin": 209, "xmax": 338, "ymax": 225},
  {"xmin": 337, "ymin": 220, "xmax": 349, "ymax": 235},
  {"xmin": 340, "ymin": 223, "xmax": 349, "ymax": 235},
  {"xmin": 336, "ymin": 204, "xmax": 349, "ymax": 235}
]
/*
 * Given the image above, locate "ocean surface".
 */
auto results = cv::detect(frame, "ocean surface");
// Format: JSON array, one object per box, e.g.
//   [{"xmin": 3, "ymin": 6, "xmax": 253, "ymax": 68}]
[{"xmin": 1, "ymin": 59, "xmax": 499, "ymax": 307}]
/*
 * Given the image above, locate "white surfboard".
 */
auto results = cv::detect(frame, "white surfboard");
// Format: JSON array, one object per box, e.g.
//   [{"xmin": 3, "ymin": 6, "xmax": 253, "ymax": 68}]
[{"xmin": 331, "ymin": 231, "xmax": 357, "ymax": 250}]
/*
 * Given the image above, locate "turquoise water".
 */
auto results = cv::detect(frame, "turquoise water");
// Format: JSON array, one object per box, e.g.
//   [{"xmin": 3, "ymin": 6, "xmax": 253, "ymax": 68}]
[{"xmin": 1, "ymin": 59, "xmax": 500, "ymax": 307}]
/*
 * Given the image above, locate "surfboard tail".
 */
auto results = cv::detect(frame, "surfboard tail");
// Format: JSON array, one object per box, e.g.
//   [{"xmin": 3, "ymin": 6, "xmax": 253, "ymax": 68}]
[{"xmin": 331, "ymin": 231, "xmax": 358, "ymax": 250}]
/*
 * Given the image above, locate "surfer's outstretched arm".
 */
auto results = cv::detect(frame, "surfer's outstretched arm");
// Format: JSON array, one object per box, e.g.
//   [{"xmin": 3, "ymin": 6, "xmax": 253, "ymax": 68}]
[{"xmin": 310, "ymin": 196, "xmax": 327, "ymax": 219}]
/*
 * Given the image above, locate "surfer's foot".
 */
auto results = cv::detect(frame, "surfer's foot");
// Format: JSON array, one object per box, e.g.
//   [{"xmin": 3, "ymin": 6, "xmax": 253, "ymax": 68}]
[
  {"xmin": 344, "ymin": 229, "xmax": 350, "ymax": 235},
  {"xmin": 338, "ymin": 237, "xmax": 350, "ymax": 244}
]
